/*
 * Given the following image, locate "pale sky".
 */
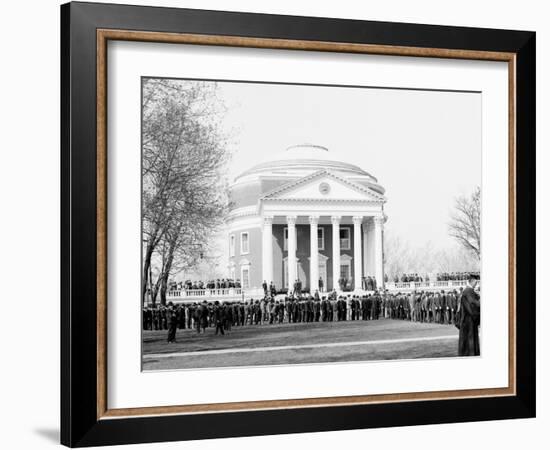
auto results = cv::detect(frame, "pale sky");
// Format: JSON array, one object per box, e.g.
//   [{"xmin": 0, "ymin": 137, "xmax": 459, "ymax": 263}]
[
  {"xmin": 216, "ymin": 80, "xmax": 481, "ymax": 249},
  {"xmin": 179, "ymin": 79, "xmax": 481, "ymax": 277}
]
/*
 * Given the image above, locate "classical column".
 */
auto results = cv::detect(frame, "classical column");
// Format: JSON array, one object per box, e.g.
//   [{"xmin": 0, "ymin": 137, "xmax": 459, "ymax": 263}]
[
  {"xmin": 362, "ymin": 220, "xmax": 369, "ymax": 279},
  {"xmin": 374, "ymin": 215, "xmax": 386, "ymax": 289},
  {"xmin": 261, "ymin": 215, "xmax": 274, "ymax": 284},
  {"xmin": 287, "ymin": 215, "xmax": 298, "ymax": 290},
  {"xmin": 309, "ymin": 215, "xmax": 320, "ymax": 293},
  {"xmin": 367, "ymin": 220, "xmax": 376, "ymax": 276},
  {"xmin": 353, "ymin": 216, "xmax": 363, "ymax": 291},
  {"xmin": 331, "ymin": 215, "xmax": 341, "ymax": 291}
]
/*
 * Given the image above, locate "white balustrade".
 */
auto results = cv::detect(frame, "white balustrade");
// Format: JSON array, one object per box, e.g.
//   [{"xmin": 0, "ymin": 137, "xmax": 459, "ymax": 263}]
[
  {"xmin": 166, "ymin": 288, "xmax": 243, "ymax": 301},
  {"xmin": 385, "ymin": 279, "xmax": 471, "ymax": 292}
]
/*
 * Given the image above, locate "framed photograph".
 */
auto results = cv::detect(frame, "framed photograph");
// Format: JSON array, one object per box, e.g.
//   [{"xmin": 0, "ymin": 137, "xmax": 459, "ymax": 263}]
[{"xmin": 61, "ymin": 2, "xmax": 536, "ymax": 447}]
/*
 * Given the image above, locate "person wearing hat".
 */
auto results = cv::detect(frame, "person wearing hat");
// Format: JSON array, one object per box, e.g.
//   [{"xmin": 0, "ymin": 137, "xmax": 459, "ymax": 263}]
[
  {"xmin": 308, "ymin": 295, "xmax": 315, "ymax": 322},
  {"xmin": 422, "ymin": 293, "xmax": 429, "ymax": 322},
  {"xmin": 449, "ymin": 290, "xmax": 458, "ymax": 325},
  {"xmin": 166, "ymin": 303, "xmax": 178, "ymax": 343},
  {"xmin": 278, "ymin": 300, "xmax": 285, "ymax": 323},
  {"xmin": 213, "ymin": 301, "xmax": 225, "ymax": 335},
  {"xmin": 458, "ymin": 274, "xmax": 481, "ymax": 356},
  {"xmin": 269, "ymin": 281, "xmax": 276, "ymax": 298}
]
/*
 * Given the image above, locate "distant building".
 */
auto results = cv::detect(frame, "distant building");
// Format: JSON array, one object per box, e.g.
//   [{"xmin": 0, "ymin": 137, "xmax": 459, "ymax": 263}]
[{"xmin": 226, "ymin": 144, "xmax": 387, "ymax": 291}]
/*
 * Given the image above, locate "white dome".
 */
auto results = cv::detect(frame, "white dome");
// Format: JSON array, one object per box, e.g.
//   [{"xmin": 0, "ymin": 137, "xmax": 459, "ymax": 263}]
[
  {"xmin": 279, "ymin": 144, "xmax": 332, "ymax": 159},
  {"xmin": 235, "ymin": 144, "xmax": 380, "ymax": 187}
]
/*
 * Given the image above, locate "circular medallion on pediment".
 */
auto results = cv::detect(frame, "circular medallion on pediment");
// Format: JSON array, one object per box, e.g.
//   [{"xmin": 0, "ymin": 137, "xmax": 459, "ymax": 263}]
[{"xmin": 319, "ymin": 182, "xmax": 331, "ymax": 195}]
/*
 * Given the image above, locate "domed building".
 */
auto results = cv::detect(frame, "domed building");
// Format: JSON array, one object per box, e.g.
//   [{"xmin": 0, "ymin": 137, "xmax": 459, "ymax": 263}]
[{"xmin": 226, "ymin": 144, "xmax": 387, "ymax": 292}]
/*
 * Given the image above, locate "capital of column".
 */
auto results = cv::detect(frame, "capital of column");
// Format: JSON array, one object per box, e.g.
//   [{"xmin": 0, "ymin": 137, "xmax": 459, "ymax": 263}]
[
  {"xmin": 374, "ymin": 215, "xmax": 387, "ymax": 226},
  {"xmin": 352, "ymin": 215, "xmax": 364, "ymax": 225},
  {"xmin": 308, "ymin": 215, "xmax": 320, "ymax": 225},
  {"xmin": 286, "ymin": 215, "xmax": 298, "ymax": 226},
  {"xmin": 263, "ymin": 215, "xmax": 274, "ymax": 225},
  {"xmin": 331, "ymin": 215, "xmax": 342, "ymax": 225}
]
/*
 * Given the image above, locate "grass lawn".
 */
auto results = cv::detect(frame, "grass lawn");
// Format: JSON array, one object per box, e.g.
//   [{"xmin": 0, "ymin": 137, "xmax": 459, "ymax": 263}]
[{"xmin": 142, "ymin": 318, "xmax": 459, "ymax": 370}]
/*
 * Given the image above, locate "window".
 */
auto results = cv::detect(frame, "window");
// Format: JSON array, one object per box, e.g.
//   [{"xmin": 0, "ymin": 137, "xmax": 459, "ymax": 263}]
[
  {"xmin": 230, "ymin": 267, "xmax": 235, "ymax": 280},
  {"xmin": 240, "ymin": 232, "xmax": 249, "ymax": 254},
  {"xmin": 340, "ymin": 227, "xmax": 351, "ymax": 250},
  {"xmin": 287, "ymin": 227, "xmax": 323, "ymax": 250},
  {"xmin": 340, "ymin": 262, "xmax": 351, "ymax": 280},
  {"xmin": 229, "ymin": 234, "xmax": 235, "ymax": 257},
  {"xmin": 317, "ymin": 227, "xmax": 325, "ymax": 250},
  {"xmin": 241, "ymin": 266, "xmax": 250, "ymax": 289}
]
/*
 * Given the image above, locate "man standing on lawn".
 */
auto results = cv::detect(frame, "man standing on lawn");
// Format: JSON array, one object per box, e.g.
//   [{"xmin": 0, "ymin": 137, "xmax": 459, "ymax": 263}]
[
  {"xmin": 214, "ymin": 301, "xmax": 225, "ymax": 335},
  {"xmin": 458, "ymin": 274, "xmax": 481, "ymax": 356},
  {"xmin": 167, "ymin": 303, "xmax": 178, "ymax": 343}
]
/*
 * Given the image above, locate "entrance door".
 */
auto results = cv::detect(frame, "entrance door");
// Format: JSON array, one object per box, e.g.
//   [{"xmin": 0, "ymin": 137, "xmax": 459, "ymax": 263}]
[
  {"xmin": 340, "ymin": 260, "xmax": 351, "ymax": 290},
  {"xmin": 319, "ymin": 260, "xmax": 327, "ymax": 292}
]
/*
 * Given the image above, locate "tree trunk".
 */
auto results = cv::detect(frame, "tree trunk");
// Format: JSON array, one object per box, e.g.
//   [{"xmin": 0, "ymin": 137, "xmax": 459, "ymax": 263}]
[
  {"xmin": 160, "ymin": 236, "xmax": 178, "ymax": 305},
  {"xmin": 142, "ymin": 242, "xmax": 155, "ymax": 305},
  {"xmin": 160, "ymin": 274, "xmax": 168, "ymax": 306},
  {"xmin": 152, "ymin": 275, "xmax": 161, "ymax": 305}
]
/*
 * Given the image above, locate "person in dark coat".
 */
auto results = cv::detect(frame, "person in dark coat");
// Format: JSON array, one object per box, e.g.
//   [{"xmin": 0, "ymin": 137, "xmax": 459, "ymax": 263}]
[
  {"xmin": 361, "ymin": 296, "xmax": 368, "ymax": 320},
  {"xmin": 223, "ymin": 302, "xmax": 232, "ymax": 331},
  {"xmin": 166, "ymin": 304, "xmax": 177, "ymax": 343},
  {"xmin": 314, "ymin": 298, "xmax": 321, "ymax": 322},
  {"xmin": 307, "ymin": 296, "xmax": 314, "ymax": 322},
  {"xmin": 458, "ymin": 276, "xmax": 481, "ymax": 356},
  {"xmin": 176, "ymin": 305, "xmax": 185, "ymax": 329},
  {"xmin": 193, "ymin": 303, "xmax": 202, "ymax": 333},
  {"xmin": 143, "ymin": 308, "xmax": 152, "ymax": 330},
  {"xmin": 350, "ymin": 297, "xmax": 357, "ymax": 320},
  {"xmin": 449, "ymin": 291, "xmax": 458, "ymax": 325},
  {"xmin": 214, "ymin": 301, "xmax": 225, "ymax": 335},
  {"xmin": 278, "ymin": 300, "xmax": 285, "ymax": 323},
  {"xmin": 321, "ymin": 297, "xmax": 328, "ymax": 321}
]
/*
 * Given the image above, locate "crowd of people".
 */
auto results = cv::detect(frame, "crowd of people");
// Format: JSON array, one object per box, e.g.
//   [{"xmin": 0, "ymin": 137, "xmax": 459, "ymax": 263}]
[
  {"xmin": 168, "ymin": 272, "xmax": 479, "ymax": 294},
  {"xmin": 434, "ymin": 272, "xmax": 479, "ymax": 281},
  {"xmin": 170, "ymin": 279, "xmax": 241, "ymax": 291},
  {"xmin": 361, "ymin": 276, "xmax": 378, "ymax": 291},
  {"xmin": 389, "ymin": 272, "xmax": 480, "ymax": 283},
  {"xmin": 143, "ymin": 288, "xmax": 471, "ymax": 338}
]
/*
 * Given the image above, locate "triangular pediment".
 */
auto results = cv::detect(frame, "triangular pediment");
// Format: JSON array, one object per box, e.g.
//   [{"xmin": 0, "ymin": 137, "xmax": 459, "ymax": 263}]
[{"xmin": 261, "ymin": 170, "xmax": 385, "ymax": 202}]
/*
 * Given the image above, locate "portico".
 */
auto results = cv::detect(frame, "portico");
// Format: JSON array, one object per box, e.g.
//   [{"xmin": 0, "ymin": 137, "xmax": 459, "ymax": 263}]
[
  {"xmin": 227, "ymin": 144, "xmax": 387, "ymax": 291},
  {"xmin": 261, "ymin": 213, "xmax": 385, "ymax": 292}
]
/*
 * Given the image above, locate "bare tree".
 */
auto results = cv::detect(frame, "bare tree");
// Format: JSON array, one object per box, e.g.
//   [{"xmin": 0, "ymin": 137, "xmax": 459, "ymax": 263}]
[
  {"xmin": 384, "ymin": 231, "xmax": 480, "ymax": 280},
  {"xmin": 448, "ymin": 187, "xmax": 481, "ymax": 259},
  {"xmin": 141, "ymin": 79, "xmax": 230, "ymax": 304},
  {"xmin": 384, "ymin": 234, "xmax": 413, "ymax": 278}
]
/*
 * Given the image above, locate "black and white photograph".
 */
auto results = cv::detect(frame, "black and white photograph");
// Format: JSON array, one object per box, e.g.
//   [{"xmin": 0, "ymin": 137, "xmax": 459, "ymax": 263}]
[
  {"xmin": 0, "ymin": 0, "xmax": 542, "ymax": 447},
  {"xmin": 141, "ymin": 77, "xmax": 482, "ymax": 371}
]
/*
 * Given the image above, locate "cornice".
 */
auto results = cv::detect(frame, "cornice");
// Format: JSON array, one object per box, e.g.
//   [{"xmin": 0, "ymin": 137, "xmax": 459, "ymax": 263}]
[
  {"xmin": 260, "ymin": 169, "xmax": 386, "ymax": 202},
  {"xmin": 261, "ymin": 197, "xmax": 384, "ymax": 204}
]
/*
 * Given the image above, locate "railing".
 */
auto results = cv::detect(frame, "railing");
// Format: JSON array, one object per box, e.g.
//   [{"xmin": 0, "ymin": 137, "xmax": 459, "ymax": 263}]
[
  {"xmin": 165, "ymin": 287, "xmax": 268, "ymax": 303},
  {"xmin": 168, "ymin": 288, "xmax": 242, "ymax": 298},
  {"xmin": 385, "ymin": 280, "xmax": 468, "ymax": 292}
]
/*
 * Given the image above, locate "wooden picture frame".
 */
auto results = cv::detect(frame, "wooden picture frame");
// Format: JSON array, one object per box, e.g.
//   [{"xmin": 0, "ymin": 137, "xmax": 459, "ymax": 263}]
[{"xmin": 61, "ymin": 1, "xmax": 535, "ymax": 447}]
